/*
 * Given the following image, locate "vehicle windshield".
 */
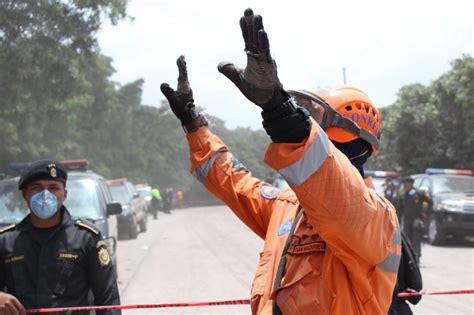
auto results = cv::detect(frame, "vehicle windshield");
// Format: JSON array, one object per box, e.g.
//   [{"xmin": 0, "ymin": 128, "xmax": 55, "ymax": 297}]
[
  {"xmin": 432, "ymin": 176, "xmax": 474, "ymax": 194},
  {"xmin": 0, "ymin": 179, "xmax": 28, "ymax": 224},
  {"xmin": 109, "ymin": 185, "xmax": 132, "ymax": 205},
  {"xmin": 64, "ymin": 178, "xmax": 103, "ymax": 220}
]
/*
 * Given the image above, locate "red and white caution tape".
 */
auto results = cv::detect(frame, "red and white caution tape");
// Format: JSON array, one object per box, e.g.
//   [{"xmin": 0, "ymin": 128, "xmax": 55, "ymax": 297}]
[
  {"xmin": 26, "ymin": 290, "xmax": 474, "ymax": 313},
  {"xmin": 26, "ymin": 299, "xmax": 251, "ymax": 313},
  {"xmin": 398, "ymin": 289, "xmax": 474, "ymax": 298}
]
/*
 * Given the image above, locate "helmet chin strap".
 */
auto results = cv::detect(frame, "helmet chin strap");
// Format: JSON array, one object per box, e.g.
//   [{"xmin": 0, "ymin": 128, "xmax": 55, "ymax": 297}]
[{"xmin": 349, "ymin": 149, "xmax": 370, "ymax": 161}]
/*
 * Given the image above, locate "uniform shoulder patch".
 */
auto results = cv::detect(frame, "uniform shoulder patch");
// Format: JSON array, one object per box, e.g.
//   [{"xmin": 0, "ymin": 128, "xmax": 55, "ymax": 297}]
[
  {"xmin": 260, "ymin": 184, "xmax": 281, "ymax": 200},
  {"xmin": 98, "ymin": 247, "xmax": 111, "ymax": 267},
  {"xmin": 0, "ymin": 224, "xmax": 16, "ymax": 234},
  {"xmin": 75, "ymin": 220, "xmax": 100, "ymax": 235},
  {"xmin": 231, "ymin": 157, "xmax": 248, "ymax": 173}
]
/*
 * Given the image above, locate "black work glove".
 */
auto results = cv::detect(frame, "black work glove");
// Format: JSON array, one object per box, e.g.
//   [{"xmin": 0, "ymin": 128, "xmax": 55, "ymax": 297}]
[
  {"xmin": 218, "ymin": 8, "xmax": 288, "ymax": 111},
  {"xmin": 160, "ymin": 55, "xmax": 199, "ymax": 125}
]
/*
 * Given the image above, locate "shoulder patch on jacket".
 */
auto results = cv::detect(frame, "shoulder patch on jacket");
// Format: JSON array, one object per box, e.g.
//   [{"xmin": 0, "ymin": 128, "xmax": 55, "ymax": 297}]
[
  {"xmin": 0, "ymin": 224, "xmax": 16, "ymax": 234},
  {"xmin": 75, "ymin": 220, "xmax": 100, "ymax": 235},
  {"xmin": 260, "ymin": 184, "xmax": 281, "ymax": 200},
  {"xmin": 231, "ymin": 157, "xmax": 248, "ymax": 173}
]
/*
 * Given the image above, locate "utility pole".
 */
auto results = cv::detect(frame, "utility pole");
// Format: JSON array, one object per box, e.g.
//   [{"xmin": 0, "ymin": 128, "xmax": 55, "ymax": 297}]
[{"xmin": 342, "ymin": 67, "xmax": 347, "ymax": 84}]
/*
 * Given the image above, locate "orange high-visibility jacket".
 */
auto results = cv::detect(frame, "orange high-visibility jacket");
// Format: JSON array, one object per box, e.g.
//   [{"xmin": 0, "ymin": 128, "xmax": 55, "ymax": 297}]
[{"xmin": 186, "ymin": 120, "xmax": 401, "ymax": 315}]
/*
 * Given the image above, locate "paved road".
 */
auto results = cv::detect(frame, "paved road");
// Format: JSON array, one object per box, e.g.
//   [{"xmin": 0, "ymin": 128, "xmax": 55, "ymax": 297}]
[{"xmin": 117, "ymin": 206, "xmax": 474, "ymax": 314}]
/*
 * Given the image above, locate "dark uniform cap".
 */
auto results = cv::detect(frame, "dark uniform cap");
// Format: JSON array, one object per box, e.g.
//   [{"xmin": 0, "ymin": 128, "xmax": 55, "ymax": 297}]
[
  {"xmin": 18, "ymin": 159, "xmax": 67, "ymax": 190},
  {"xmin": 402, "ymin": 177, "xmax": 414, "ymax": 183}
]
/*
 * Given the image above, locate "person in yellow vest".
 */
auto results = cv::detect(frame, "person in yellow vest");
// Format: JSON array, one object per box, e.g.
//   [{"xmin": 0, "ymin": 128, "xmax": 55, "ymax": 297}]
[
  {"xmin": 160, "ymin": 8, "xmax": 400, "ymax": 314},
  {"xmin": 150, "ymin": 186, "xmax": 162, "ymax": 219}
]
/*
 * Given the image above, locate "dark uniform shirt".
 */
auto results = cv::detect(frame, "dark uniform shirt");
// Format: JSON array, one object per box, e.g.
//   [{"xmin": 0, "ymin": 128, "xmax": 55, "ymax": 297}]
[
  {"xmin": 0, "ymin": 207, "xmax": 121, "ymax": 314},
  {"xmin": 398, "ymin": 188, "xmax": 421, "ymax": 223}
]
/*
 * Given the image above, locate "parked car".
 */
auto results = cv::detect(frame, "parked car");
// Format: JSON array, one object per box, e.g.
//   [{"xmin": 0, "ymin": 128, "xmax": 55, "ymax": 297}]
[
  {"xmin": 0, "ymin": 159, "xmax": 123, "ymax": 275},
  {"xmin": 108, "ymin": 178, "xmax": 148, "ymax": 239},
  {"xmin": 411, "ymin": 168, "xmax": 474, "ymax": 245}
]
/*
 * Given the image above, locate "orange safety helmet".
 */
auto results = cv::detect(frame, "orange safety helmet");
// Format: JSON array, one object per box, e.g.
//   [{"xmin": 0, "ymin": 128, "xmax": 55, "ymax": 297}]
[{"xmin": 288, "ymin": 86, "xmax": 381, "ymax": 154}]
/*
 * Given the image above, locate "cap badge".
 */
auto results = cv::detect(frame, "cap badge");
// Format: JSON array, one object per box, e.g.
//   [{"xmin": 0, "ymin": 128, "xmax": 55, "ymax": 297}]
[{"xmin": 50, "ymin": 167, "xmax": 57, "ymax": 178}]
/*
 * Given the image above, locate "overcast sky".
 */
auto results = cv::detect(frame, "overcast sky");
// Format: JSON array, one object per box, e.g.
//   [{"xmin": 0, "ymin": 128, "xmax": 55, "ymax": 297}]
[{"xmin": 97, "ymin": 0, "xmax": 473, "ymax": 129}]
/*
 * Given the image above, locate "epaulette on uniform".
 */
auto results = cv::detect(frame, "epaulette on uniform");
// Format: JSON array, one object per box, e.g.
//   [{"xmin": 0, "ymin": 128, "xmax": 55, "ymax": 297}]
[
  {"xmin": 75, "ymin": 219, "xmax": 100, "ymax": 235},
  {"xmin": 0, "ymin": 224, "xmax": 16, "ymax": 234}
]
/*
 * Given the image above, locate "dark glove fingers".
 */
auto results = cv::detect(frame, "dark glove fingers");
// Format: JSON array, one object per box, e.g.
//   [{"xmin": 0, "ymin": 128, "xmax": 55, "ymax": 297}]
[
  {"xmin": 258, "ymin": 29, "xmax": 271, "ymax": 59},
  {"xmin": 239, "ymin": 16, "xmax": 251, "ymax": 51},
  {"xmin": 253, "ymin": 15, "xmax": 264, "ymax": 52},
  {"xmin": 217, "ymin": 61, "xmax": 243, "ymax": 88},
  {"xmin": 160, "ymin": 83, "xmax": 175, "ymax": 100},
  {"xmin": 177, "ymin": 55, "xmax": 188, "ymax": 82},
  {"xmin": 176, "ymin": 56, "xmax": 192, "ymax": 95},
  {"xmin": 244, "ymin": 9, "xmax": 256, "ymax": 52},
  {"xmin": 160, "ymin": 83, "xmax": 180, "ymax": 107}
]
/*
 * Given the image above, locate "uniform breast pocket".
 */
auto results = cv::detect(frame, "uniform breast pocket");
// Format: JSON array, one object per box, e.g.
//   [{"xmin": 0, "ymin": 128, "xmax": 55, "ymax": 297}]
[
  {"xmin": 250, "ymin": 250, "xmax": 272, "ymax": 314},
  {"xmin": 9, "ymin": 260, "xmax": 31, "ymax": 294},
  {"xmin": 277, "ymin": 254, "xmax": 334, "ymax": 315}
]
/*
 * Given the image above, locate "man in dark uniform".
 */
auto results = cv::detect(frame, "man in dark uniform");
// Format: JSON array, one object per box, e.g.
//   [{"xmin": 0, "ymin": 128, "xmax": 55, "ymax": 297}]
[
  {"xmin": 0, "ymin": 160, "xmax": 120, "ymax": 314},
  {"xmin": 397, "ymin": 177, "xmax": 423, "ymax": 263},
  {"xmin": 384, "ymin": 179, "xmax": 398, "ymax": 206}
]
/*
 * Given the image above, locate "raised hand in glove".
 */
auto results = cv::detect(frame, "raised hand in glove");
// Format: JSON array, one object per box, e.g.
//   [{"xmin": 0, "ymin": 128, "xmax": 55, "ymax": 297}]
[
  {"xmin": 160, "ymin": 56, "xmax": 207, "ymax": 132},
  {"xmin": 219, "ymin": 8, "xmax": 311, "ymax": 143},
  {"xmin": 218, "ymin": 8, "xmax": 288, "ymax": 111}
]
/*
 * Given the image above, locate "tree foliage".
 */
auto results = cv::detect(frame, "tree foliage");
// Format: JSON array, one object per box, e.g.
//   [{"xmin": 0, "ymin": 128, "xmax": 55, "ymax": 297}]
[{"xmin": 368, "ymin": 55, "xmax": 474, "ymax": 175}]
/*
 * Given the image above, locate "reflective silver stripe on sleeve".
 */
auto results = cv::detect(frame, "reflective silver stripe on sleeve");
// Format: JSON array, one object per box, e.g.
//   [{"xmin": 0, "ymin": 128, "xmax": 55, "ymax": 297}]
[
  {"xmin": 377, "ymin": 252, "xmax": 401, "ymax": 274},
  {"xmin": 370, "ymin": 190, "xmax": 387, "ymax": 208},
  {"xmin": 392, "ymin": 227, "xmax": 401, "ymax": 246},
  {"xmin": 192, "ymin": 149, "xmax": 226, "ymax": 183},
  {"xmin": 278, "ymin": 124, "xmax": 330, "ymax": 187}
]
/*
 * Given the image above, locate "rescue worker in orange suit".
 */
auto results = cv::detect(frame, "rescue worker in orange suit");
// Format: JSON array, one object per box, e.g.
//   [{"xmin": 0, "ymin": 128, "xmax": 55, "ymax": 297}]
[{"xmin": 160, "ymin": 8, "xmax": 400, "ymax": 315}]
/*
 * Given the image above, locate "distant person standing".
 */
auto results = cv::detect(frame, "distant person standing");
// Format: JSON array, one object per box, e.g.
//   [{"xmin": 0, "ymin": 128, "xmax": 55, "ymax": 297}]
[
  {"xmin": 176, "ymin": 190, "xmax": 184, "ymax": 209},
  {"xmin": 151, "ymin": 186, "xmax": 162, "ymax": 219},
  {"xmin": 388, "ymin": 232, "xmax": 423, "ymax": 315},
  {"xmin": 384, "ymin": 179, "xmax": 398, "ymax": 206},
  {"xmin": 163, "ymin": 187, "xmax": 174, "ymax": 214},
  {"xmin": 398, "ymin": 177, "xmax": 423, "ymax": 263}
]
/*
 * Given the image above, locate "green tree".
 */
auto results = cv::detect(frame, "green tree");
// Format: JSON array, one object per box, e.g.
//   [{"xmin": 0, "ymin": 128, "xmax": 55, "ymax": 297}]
[
  {"xmin": 0, "ymin": 0, "xmax": 129, "ymax": 168},
  {"xmin": 371, "ymin": 54, "xmax": 474, "ymax": 175}
]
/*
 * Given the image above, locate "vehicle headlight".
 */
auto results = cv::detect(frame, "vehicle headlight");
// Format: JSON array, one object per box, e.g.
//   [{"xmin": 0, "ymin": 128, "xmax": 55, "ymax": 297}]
[{"xmin": 436, "ymin": 200, "xmax": 463, "ymax": 212}]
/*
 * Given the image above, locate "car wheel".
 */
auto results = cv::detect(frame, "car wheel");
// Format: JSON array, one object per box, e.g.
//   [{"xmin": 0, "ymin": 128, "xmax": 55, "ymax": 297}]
[
  {"xmin": 428, "ymin": 215, "xmax": 445, "ymax": 245},
  {"xmin": 139, "ymin": 214, "xmax": 147, "ymax": 232},
  {"xmin": 129, "ymin": 217, "xmax": 138, "ymax": 239}
]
